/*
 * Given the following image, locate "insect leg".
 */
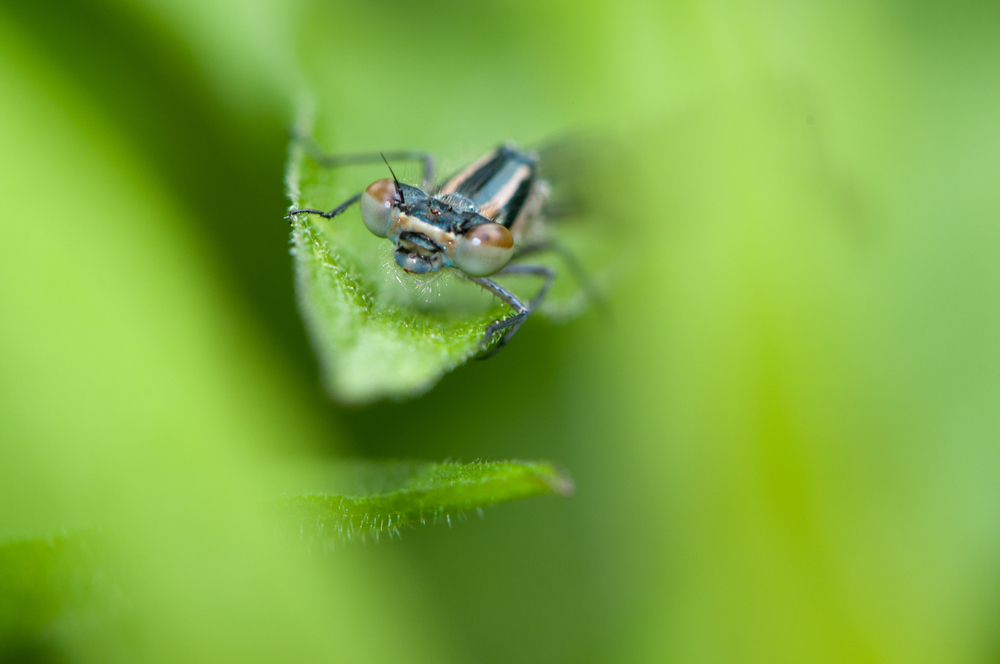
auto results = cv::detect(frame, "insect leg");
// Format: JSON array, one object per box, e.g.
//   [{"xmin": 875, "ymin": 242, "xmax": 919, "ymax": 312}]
[
  {"xmin": 291, "ymin": 131, "xmax": 436, "ymax": 189},
  {"xmin": 472, "ymin": 264, "xmax": 556, "ymax": 359},
  {"xmin": 513, "ymin": 239, "xmax": 607, "ymax": 315},
  {"xmin": 499, "ymin": 264, "xmax": 556, "ymax": 308},
  {"xmin": 289, "ymin": 192, "xmax": 363, "ymax": 219},
  {"xmin": 466, "ymin": 276, "xmax": 529, "ymax": 347},
  {"xmin": 511, "ymin": 240, "xmax": 552, "ymax": 261}
]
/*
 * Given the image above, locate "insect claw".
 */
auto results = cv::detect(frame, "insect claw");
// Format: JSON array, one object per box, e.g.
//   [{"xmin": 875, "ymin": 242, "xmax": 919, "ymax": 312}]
[{"xmin": 476, "ymin": 312, "xmax": 528, "ymax": 359}]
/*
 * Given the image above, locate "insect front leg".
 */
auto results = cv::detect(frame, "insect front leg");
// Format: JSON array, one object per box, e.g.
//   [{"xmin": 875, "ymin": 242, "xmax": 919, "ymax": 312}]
[
  {"xmin": 469, "ymin": 264, "xmax": 556, "ymax": 359},
  {"xmin": 289, "ymin": 192, "xmax": 363, "ymax": 220},
  {"xmin": 291, "ymin": 131, "xmax": 437, "ymax": 189},
  {"xmin": 467, "ymin": 276, "xmax": 529, "ymax": 341},
  {"xmin": 467, "ymin": 276, "xmax": 528, "ymax": 358},
  {"xmin": 513, "ymin": 238, "xmax": 607, "ymax": 316}
]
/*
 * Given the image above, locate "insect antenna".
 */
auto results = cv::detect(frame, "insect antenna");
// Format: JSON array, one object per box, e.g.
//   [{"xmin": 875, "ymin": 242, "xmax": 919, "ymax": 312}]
[{"xmin": 381, "ymin": 152, "xmax": 405, "ymax": 204}]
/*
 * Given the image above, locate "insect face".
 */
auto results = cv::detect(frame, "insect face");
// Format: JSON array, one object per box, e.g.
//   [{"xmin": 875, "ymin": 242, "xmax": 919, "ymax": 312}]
[
  {"xmin": 360, "ymin": 177, "xmax": 514, "ymax": 277},
  {"xmin": 393, "ymin": 225, "xmax": 446, "ymax": 273},
  {"xmin": 387, "ymin": 207, "xmax": 453, "ymax": 274},
  {"xmin": 388, "ymin": 209, "xmax": 514, "ymax": 277}
]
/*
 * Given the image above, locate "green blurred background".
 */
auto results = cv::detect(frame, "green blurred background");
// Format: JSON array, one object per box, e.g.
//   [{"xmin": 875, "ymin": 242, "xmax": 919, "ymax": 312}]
[{"xmin": 2, "ymin": 0, "xmax": 1000, "ymax": 661}]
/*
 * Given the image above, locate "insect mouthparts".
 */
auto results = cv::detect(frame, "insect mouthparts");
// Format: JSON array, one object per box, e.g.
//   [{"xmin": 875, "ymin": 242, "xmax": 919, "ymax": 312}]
[{"xmin": 398, "ymin": 231, "xmax": 441, "ymax": 254}]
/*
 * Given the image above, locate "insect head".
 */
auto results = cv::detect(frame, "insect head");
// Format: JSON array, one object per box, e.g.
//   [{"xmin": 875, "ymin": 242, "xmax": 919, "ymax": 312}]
[{"xmin": 359, "ymin": 178, "xmax": 514, "ymax": 277}]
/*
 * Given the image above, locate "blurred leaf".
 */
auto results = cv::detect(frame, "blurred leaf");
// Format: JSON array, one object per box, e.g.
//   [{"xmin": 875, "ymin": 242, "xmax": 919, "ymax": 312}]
[
  {"xmin": 279, "ymin": 460, "xmax": 574, "ymax": 545},
  {"xmin": 0, "ymin": 458, "xmax": 572, "ymax": 655}
]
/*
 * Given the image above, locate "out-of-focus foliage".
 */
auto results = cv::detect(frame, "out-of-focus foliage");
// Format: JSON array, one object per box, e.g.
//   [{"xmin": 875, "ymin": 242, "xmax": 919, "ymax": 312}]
[
  {"xmin": 0, "ymin": 532, "xmax": 125, "ymax": 658},
  {"xmin": 281, "ymin": 459, "xmax": 573, "ymax": 543},
  {"xmin": 2, "ymin": 0, "xmax": 1000, "ymax": 663},
  {"xmin": 0, "ymin": 460, "xmax": 570, "ymax": 656}
]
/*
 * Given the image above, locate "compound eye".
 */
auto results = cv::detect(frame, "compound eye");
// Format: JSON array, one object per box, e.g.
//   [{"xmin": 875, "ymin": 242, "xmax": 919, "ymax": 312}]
[
  {"xmin": 359, "ymin": 178, "xmax": 398, "ymax": 237},
  {"xmin": 454, "ymin": 223, "xmax": 514, "ymax": 277}
]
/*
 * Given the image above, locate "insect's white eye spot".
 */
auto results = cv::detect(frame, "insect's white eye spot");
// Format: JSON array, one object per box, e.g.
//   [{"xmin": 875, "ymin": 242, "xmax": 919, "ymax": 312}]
[
  {"xmin": 359, "ymin": 178, "xmax": 398, "ymax": 237},
  {"xmin": 454, "ymin": 223, "xmax": 514, "ymax": 277}
]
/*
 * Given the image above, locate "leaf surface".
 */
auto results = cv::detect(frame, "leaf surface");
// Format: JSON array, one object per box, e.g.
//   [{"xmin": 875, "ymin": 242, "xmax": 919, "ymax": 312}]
[{"xmin": 278, "ymin": 460, "xmax": 574, "ymax": 545}]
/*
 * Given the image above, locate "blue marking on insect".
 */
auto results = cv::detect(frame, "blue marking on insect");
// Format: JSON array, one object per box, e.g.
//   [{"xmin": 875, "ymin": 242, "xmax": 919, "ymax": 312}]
[{"xmin": 289, "ymin": 137, "xmax": 587, "ymax": 357}]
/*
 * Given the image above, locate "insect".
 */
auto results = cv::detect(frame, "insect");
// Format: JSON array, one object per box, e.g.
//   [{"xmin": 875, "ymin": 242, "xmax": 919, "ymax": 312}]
[{"xmin": 290, "ymin": 135, "xmax": 594, "ymax": 357}]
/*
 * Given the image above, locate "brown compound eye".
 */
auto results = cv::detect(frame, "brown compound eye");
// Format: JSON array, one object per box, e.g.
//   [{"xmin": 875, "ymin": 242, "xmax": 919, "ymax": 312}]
[
  {"xmin": 454, "ymin": 223, "xmax": 514, "ymax": 277},
  {"xmin": 359, "ymin": 178, "xmax": 398, "ymax": 237}
]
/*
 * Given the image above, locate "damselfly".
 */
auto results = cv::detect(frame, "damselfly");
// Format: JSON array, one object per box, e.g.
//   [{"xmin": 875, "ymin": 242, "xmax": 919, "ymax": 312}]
[{"xmin": 289, "ymin": 135, "xmax": 596, "ymax": 357}]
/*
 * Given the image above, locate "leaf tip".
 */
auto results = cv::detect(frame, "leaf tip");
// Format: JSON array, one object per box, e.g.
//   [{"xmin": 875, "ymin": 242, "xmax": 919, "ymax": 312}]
[{"xmin": 539, "ymin": 465, "xmax": 575, "ymax": 497}]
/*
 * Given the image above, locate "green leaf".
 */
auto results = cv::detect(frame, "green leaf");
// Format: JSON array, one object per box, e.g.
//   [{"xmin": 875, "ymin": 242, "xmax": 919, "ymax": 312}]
[
  {"xmin": 278, "ymin": 460, "xmax": 574, "ymax": 546},
  {"xmin": 285, "ymin": 118, "xmax": 616, "ymax": 404}
]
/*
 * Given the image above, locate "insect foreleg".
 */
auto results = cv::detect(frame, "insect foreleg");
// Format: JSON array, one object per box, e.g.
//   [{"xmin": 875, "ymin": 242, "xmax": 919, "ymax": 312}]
[
  {"xmin": 514, "ymin": 239, "xmax": 606, "ymax": 315},
  {"xmin": 466, "ymin": 276, "xmax": 528, "ymax": 352},
  {"xmin": 467, "ymin": 276, "xmax": 528, "ymax": 316},
  {"xmin": 289, "ymin": 192, "xmax": 363, "ymax": 219},
  {"xmin": 471, "ymin": 264, "xmax": 556, "ymax": 359},
  {"xmin": 498, "ymin": 263, "xmax": 556, "ymax": 311},
  {"xmin": 291, "ymin": 131, "xmax": 437, "ymax": 189}
]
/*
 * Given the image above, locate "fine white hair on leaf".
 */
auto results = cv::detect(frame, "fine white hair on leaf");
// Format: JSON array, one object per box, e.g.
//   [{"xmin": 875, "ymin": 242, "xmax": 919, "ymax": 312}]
[{"xmin": 277, "ymin": 460, "xmax": 573, "ymax": 549}]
